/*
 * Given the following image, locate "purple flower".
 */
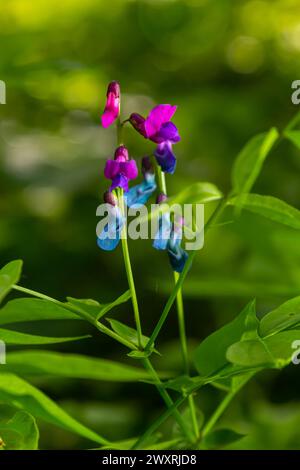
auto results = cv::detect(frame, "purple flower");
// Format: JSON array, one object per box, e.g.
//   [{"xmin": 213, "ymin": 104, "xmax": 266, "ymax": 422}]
[
  {"xmin": 129, "ymin": 105, "xmax": 180, "ymax": 144},
  {"xmin": 129, "ymin": 105, "xmax": 180, "ymax": 174},
  {"xmin": 104, "ymin": 145, "xmax": 138, "ymax": 192},
  {"xmin": 101, "ymin": 81, "xmax": 120, "ymax": 128},
  {"xmin": 154, "ymin": 141, "xmax": 176, "ymax": 174}
]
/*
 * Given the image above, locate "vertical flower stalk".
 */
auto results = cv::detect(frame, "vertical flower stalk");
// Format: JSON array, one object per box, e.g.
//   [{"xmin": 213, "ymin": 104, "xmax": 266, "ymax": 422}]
[
  {"xmin": 156, "ymin": 167, "xmax": 200, "ymax": 442},
  {"xmin": 117, "ymin": 184, "xmax": 143, "ymax": 349}
]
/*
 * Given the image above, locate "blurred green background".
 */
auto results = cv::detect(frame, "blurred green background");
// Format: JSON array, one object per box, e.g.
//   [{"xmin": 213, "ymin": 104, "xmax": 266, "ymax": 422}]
[{"xmin": 1, "ymin": 0, "xmax": 300, "ymax": 449}]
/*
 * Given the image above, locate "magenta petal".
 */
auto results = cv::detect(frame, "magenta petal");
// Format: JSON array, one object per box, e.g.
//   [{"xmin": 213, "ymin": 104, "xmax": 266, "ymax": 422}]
[
  {"xmin": 119, "ymin": 160, "xmax": 138, "ymax": 180},
  {"xmin": 101, "ymin": 110, "xmax": 116, "ymax": 128},
  {"xmin": 144, "ymin": 104, "xmax": 177, "ymax": 138},
  {"xmin": 104, "ymin": 160, "xmax": 120, "ymax": 180},
  {"xmin": 101, "ymin": 92, "xmax": 119, "ymax": 128}
]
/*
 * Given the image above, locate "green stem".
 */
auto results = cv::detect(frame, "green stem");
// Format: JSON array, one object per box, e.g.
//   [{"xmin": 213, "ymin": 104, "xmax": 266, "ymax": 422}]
[
  {"xmin": 117, "ymin": 187, "xmax": 143, "ymax": 349},
  {"xmin": 141, "ymin": 358, "xmax": 193, "ymax": 445},
  {"xmin": 156, "ymin": 167, "xmax": 200, "ymax": 440},
  {"xmin": 202, "ymin": 375, "xmax": 251, "ymax": 437},
  {"xmin": 174, "ymin": 271, "xmax": 199, "ymax": 440},
  {"xmin": 145, "ymin": 198, "xmax": 227, "ymax": 352},
  {"xmin": 12, "ymin": 284, "xmax": 137, "ymax": 351}
]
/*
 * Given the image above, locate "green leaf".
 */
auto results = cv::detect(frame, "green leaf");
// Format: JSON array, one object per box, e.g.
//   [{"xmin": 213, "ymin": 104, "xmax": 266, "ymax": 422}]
[
  {"xmin": 0, "ymin": 373, "xmax": 108, "ymax": 444},
  {"xmin": 201, "ymin": 428, "xmax": 245, "ymax": 449},
  {"xmin": 66, "ymin": 290, "xmax": 131, "ymax": 321},
  {"xmin": 0, "ymin": 328, "xmax": 89, "ymax": 345},
  {"xmin": 170, "ymin": 182, "xmax": 223, "ymax": 205},
  {"xmin": 163, "ymin": 375, "xmax": 200, "ymax": 393},
  {"xmin": 228, "ymin": 194, "xmax": 300, "ymax": 230},
  {"xmin": 285, "ymin": 130, "xmax": 300, "ymax": 150},
  {"xmin": 107, "ymin": 319, "xmax": 153, "ymax": 349},
  {"xmin": 173, "ymin": 406, "xmax": 204, "ymax": 442},
  {"xmin": 231, "ymin": 128, "xmax": 279, "ymax": 195},
  {"xmin": 226, "ymin": 330, "xmax": 300, "ymax": 368},
  {"xmin": 0, "ymin": 260, "xmax": 23, "ymax": 303},
  {"xmin": 194, "ymin": 300, "xmax": 258, "ymax": 376},
  {"xmin": 259, "ymin": 296, "xmax": 300, "ymax": 337},
  {"xmin": 0, "ymin": 298, "xmax": 80, "ymax": 325},
  {"xmin": 5, "ymin": 350, "xmax": 160, "ymax": 382},
  {"xmin": 0, "ymin": 411, "xmax": 39, "ymax": 450}
]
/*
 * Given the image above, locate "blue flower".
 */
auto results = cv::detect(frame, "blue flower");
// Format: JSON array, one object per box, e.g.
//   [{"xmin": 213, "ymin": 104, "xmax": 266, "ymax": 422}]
[
  {"xmin": 125, "ymin": 157, "xmax": 157, "ymax": 208},
  {"xmin": 97, "ymin": 192, "xmax": 125, "ymax": 251},
  {"xmin": 152, "ymin": 194, "xmax": 188, "ymax": 273}
]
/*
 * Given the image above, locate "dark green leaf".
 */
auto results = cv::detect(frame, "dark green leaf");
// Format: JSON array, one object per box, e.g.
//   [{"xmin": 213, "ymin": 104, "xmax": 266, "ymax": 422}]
[
  {"xmin": 194, "ymin": 300, "xmax": 258, "ymax": 376},
  {"xmin": 231, "ymin": 128, "xmax": 279, "ymax": 195},
  {"xmin": 0, "ymin": 260, "xmax": 23, "ymax": 303},
  {"xmin": 0, "ymin": 411, "xmax": 39, "ymax": 450}
]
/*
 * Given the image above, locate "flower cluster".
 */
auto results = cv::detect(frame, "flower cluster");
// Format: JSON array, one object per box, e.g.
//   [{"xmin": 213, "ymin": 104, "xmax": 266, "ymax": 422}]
[{"xmin": 98, "ymin": 81, "xmax": 187, "ymax": 272}]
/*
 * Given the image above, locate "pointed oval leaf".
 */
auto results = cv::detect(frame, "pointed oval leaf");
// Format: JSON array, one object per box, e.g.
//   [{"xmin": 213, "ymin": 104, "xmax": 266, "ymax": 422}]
[
  {"xmin": 228, "ymin": 194, "xmax": 300, "ymax": 229},
  {"xmin": 0, "ymin": 373, "xmax": 108, "ymax": 445},
  {"xmin": 0, "ymin": 260, "xmax": 23, "ymax": 303},
  {"xmin": 5, "ymin": 350, "xmax": 161, "ymax": 382},
  {"xmin": 260, "ymin": 296, "xmax": 300, "ymax": 337},
  {"xmin": 0, "ymin": 411, "xmax": 39, "ymax": 450},
  {"xmin": 194, "ymin": 300, "xmax": 258, "ymax": 376},
  {"xmin": 0, "ymin": 328, "xmax": 89, "ymax": 345},
  {"xmin": 231, "ymin": 128, "xmax": 279, "ymax": 195},
  {"xmin": 0, "ymin": 298, "xmax": 80, "ymax": 325}
]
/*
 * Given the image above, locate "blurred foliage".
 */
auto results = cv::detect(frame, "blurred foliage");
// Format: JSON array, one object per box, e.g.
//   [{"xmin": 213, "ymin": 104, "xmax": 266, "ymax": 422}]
[{"xmin": 1, "ymin": 0, "xmax": 300, "ymax": 449}]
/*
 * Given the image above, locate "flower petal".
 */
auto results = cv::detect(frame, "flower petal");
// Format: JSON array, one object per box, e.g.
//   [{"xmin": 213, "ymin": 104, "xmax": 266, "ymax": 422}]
[
  {"xmin": 153, "ymin": 212, "xmax": 171, "ymax": 251},
  {"xmin": 97, "ymin": 207, "xmax": 124, "ymax": 251},
  {"xmin": 110, "ymin": 174, "xmax": 129, "ymax": 192},
  {"xmin": 104, "ymin": 160, "xmax": 120, "ymax": 180},
  {"xmin": 154, "ymin": 122, "xmax": 180, "ymax": 144},
  {"xmin": 125, "ymin": 174, "xmax": 156, "ymax": 208},
  {"xmin": 155, "ymin": 141, "xmax": 177, "ymax": 174},
  {"xmin": 119, "ymin": 159, "xmax": 138, "ymax": 180},
  {"xmin": 145, "ymin": 104, "xmax": 177, "ymax": 138}
]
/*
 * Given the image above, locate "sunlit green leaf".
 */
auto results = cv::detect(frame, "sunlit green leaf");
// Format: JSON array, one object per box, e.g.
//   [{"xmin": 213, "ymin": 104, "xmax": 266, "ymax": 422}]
[
  {"xmin": 260, "ymin": 296, "xmax": 300, "ymax": 337},
  {"xmin": 194, "ymin": 300, "xmax": 258, "ymax": 376},
  {"xmin": 201, "ymin": 428, "xmax": 246, "ymax": 449},
  {"xmin": 231, "ymin": 128, "xmax": 279, "ymax": 195},
  {"xmin": 0, "ymin": 328, "xmax": 89, "ymax": 345},
  {"xmin": 66, "ymin": 290, "xmax": 131, "ymax": 321},
  {"xmin": 5, "ymin": 350, "xmax": 161, "ymax": 382},
  {"xmin": 285, "ymin": 130, "xmax": 300, "ymax": 150},
  {"xmin": 107, "ymin": 319, "xmax": 152, "ymax": 349},
  {"xmin": 227, "ymin": 330, "xmax": 300, "ymax": 368},
  {"xmin": 0, "ymin": 260, "xmax": 23, "ymax": 303},
  {"xmin": 228, "ymin": 194, "xmax": 300, "ymax": 229},
  {"xmin": 0, "ymin": 298, "xmax": 80, "ymax": 325},
  {"xmin": 0, "ymin": 411, "xmax": 39, "ymax": 450},
  {"xmin": 0, "ymin": 373, "xmax": 108, "ymax": 445}
]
